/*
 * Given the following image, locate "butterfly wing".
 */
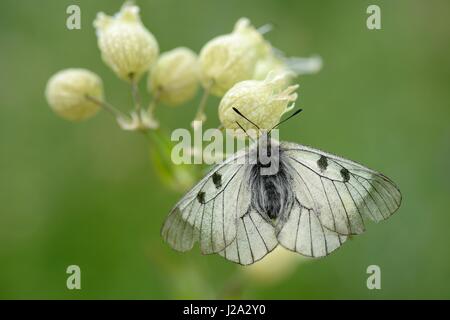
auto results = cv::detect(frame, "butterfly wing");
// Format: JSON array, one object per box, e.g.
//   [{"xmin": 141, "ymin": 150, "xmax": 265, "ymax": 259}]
[
  {"xmin": 281, "ymin": 142, "xmax": 402, "ymax": 235},
  {"xmin": 161, "ymin": 148, "xmax": 252, "ymax": 254},
  {"xmin": 277, "ymin": 199, "xmax": 347, "ymax": 257},
  {"xmin": 218, "ymin": 209, "xmax": 279, "ymax": 265},
  {"xmin": 163, "ymin": 139, "xmax": 402, "ymax": 264}
]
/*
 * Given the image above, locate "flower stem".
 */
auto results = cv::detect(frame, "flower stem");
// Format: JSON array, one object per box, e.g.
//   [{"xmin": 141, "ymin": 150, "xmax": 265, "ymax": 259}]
[
  {"xmin": 147, "ymin": 91, "xmax": 160, "ymax": 118},
  {"xmin": 85, "ymin": 94, "xmax": 127, "ymax": 119},
  {"xmin": 192, "ymin": 86, "xmax": 210, "ymax": 128},
  {"xmin": 131, "ymin": 80, "xmax": 142, "ymax": 113}
]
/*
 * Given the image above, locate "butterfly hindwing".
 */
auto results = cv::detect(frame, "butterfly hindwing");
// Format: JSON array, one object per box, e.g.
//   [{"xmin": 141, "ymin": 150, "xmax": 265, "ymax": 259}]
[
  {"xmin": 218, "ymin": 210, "xmax": 278, "ymax": 265},
  {"xmin": 277, "ymin": 200, "xmax": 347, "ymax": 257}
]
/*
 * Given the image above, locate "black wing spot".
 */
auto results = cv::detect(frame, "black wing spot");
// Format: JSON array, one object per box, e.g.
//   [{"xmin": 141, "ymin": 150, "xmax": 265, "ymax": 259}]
[
  {"xmin": 197, "ymin": 191, "xmax": 206, "ymax": 204},
  {"xmin": 317, "ymin": 155, "xmax": 328, "ymax": 171},
  {"xmin": 212, "ymin": 172, "xmax": 222, "ymax": 189},
  {"xmin": 340, "ymin": 168, "xmax": 350, "ymax": 182}
]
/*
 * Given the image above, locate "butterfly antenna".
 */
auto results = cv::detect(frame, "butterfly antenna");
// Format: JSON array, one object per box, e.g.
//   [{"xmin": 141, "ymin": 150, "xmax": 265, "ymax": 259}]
[
  {"xmin": 235, "ymin": 121, "xmax": 255, "ymax": 142},
  {"xmin": 270, "ymin": 108, "xmax": 303, "ymax": 131},
  {"xmin": 232, "ymin": 107, "xmax": 260, "ymax": 130}
]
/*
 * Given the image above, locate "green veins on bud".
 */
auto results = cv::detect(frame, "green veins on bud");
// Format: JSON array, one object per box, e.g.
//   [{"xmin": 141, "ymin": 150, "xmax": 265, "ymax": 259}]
[
  {"xmin": 148, "ymin": 47, "xmax": 199, "ymax": 107},
  {"xmin": 94, "ymin": 2, "xmax": 159, "ymax": 82},
  {"xmin": 199, "ymin": 18, "xmax": 270, "ymax": 97},
  {"xmin": 45, "ymin": 68, "xmax": 103, "ymax": 121},
  {"xmin": 218, "ymin": 72, "xmax": 299, "ymax": 131}
]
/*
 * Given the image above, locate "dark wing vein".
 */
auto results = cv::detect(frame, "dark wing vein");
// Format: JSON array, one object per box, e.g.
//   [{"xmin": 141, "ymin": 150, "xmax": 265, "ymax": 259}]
[{"xmin": 332, "ymin": 180, "xmax": 352, "ymax": 233}]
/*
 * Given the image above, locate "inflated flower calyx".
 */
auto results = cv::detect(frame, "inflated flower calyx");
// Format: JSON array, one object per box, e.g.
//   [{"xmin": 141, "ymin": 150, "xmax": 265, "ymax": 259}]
[
  {"xmin": 45, "ymin": 68, "xmax": 103, "ymax": 121},
  {"xmin": 94, "ymin": 2, "xmax": 159, "ymax": 82},
  {"xmin": 199, "ymin": 18, "xmax": 270, "ymax": 97},
  {"xmin": 218, "ymin": 72, "xmax": 298, "ymax": 131},
  {"xmin": 148, "ymin": 47, "xmax": 199, "ymax": 106}
]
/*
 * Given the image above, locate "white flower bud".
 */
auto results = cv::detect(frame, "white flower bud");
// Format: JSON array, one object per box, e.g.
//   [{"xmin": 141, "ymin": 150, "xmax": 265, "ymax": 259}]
[
  {"xmin": 45, "ymin": 68, "xmax": 103, "ymax": 121},
  {"xmin": 199, "ymin": 18, "xmax": 270, "ymax": 96},
  {"xmin": 148, "ymin": 47, "xmax": 199, "ymax": 106},
  {"xmin": 94, "ymin": 3, "xmax": 159, "ymax": 82},
  {"xmin": 218, "ymin": 72, "xmax": 298, "ymax": 131}
]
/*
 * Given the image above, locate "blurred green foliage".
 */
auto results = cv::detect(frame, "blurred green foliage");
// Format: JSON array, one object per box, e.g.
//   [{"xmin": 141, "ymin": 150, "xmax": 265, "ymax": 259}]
[{"xmin": 0, "ymin": 0, "xmax": 449, "ymax": 299}]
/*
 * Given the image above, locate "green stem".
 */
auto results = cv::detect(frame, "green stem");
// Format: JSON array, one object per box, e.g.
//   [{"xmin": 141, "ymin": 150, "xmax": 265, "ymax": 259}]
[
  {"xmin": 131, "ymin": 80, "xmax": 142, "ymax": 113},
  {"xmin": 85, "ymin": 94, "xmax": 127, "ymax": 119},
  {"xmin": 147, "ymin": 91, "xmax": 160, "ymax": 118},
  {"xmin": 192, "ymin": 86, "xmax": 210, "ymax": 126}
]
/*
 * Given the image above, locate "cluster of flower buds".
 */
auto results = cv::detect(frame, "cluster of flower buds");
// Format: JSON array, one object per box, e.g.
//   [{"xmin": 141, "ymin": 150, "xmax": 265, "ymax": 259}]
[
  {"xmin": 196, "ymin": 17, "xmax": 322, "ymax": 129},
  {"xmin": 45, "ymin": 2, "xmax": 202, "ymax": 132},
  {"xmin": 45, "ymin": 1, "xmax": 322, "ymax": 150}
]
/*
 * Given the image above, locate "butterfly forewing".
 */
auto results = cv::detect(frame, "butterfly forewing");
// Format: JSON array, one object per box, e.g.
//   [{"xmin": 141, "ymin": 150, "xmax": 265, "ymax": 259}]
[
  {"xmin": 161, "ymin": 148, "xmax": 252, "ymax": 255},
  {"xmin": 281, "ymin": 142, "xmax": 402, "ymax": 235}
]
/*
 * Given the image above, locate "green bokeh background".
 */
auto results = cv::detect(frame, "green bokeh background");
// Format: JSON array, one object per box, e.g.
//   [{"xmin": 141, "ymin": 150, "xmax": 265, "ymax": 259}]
[{"xmin": 0, "ymin": 0, "xmax": 449, "ymax": 299}]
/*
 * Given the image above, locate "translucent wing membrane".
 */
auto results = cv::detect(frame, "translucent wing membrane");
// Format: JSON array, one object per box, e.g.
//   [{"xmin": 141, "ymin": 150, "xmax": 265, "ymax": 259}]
[
  {"xmin": 277, "ymin": 200, "xmax": 347, "ymax": 257},
  {"xmin": 162, "ymin": 140, "xmax": 401, "ymax": 265},
  {"xmin": 218, "ymin": 210, "xmax": 278, "ymax": 265},
  {"xmin": 281, "ymin": 142, "xmax": 402, "ymax": 235},
  {"xmin": 161, "ymin": 148, "xmax": 251, "ymax": 254},
  {"xmin": 218, "ymin": 201, "xmax": 346, "ymax": 264}
]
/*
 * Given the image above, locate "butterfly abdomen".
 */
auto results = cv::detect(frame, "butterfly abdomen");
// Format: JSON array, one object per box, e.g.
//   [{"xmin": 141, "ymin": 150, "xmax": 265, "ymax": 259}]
[
  {"xmin": 250, "ymin": 162, "xmax": 294, "ymax": 222},
  {"xmin": 258, "ymin": 177, "xmax": 280, "ymax": 219}
]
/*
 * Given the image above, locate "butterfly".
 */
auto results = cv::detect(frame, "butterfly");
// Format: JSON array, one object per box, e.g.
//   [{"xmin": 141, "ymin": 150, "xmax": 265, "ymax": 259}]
[{"xmin": 161, "ymin": 109, "xmax": 402, "ymax": 265}]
